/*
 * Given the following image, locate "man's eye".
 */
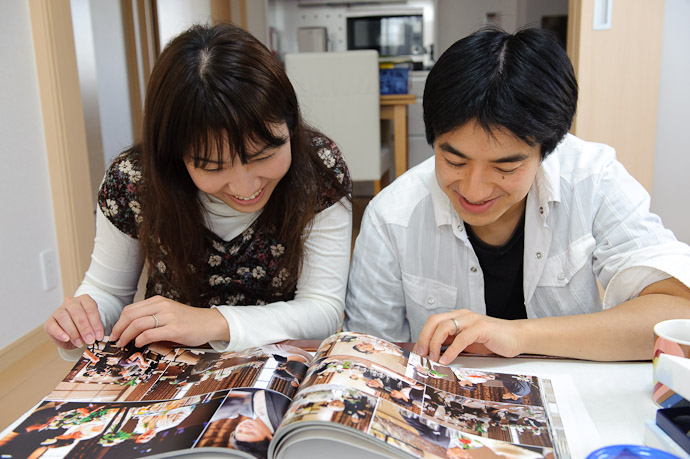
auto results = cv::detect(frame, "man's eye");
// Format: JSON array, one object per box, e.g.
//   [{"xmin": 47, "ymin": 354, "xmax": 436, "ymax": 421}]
[
  {"xmin": 445, "ymin": 159, "xmax": 466, "ymax": 168},
  {"xmin": 496, "ymin": 166, "xmax": 519, "ymax": 174}
]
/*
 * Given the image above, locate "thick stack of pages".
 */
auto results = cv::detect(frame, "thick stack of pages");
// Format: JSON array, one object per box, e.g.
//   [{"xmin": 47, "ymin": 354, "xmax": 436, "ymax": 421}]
[{"xmin": 0, "ymin": 332, "xmax": 569, "ymax": 458}]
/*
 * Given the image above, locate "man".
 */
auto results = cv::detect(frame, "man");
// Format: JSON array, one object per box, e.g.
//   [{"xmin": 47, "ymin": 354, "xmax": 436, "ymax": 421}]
[{"xmin": 344, "ymin": 27, "xmax": 690, "ymax": 363}]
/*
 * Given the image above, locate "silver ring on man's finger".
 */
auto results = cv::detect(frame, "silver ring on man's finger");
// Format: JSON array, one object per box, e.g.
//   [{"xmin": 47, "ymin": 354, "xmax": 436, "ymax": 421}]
[
  {"xmin": 451, "ymin": 318, "xmax": 460, "ymax": 335},
  {"xmin": 152, "ymin": 314, "xmax": 159, "ymax": 329}
]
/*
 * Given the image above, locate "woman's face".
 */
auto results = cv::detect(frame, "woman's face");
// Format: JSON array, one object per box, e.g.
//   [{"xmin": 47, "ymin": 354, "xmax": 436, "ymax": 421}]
[
  {"xmin": 235, "ymin": 418, "xmax": 272, "ymax": 442},
  {"xmin": 185, "ymin": 123, "xmax": 292, "ymax": 214}
]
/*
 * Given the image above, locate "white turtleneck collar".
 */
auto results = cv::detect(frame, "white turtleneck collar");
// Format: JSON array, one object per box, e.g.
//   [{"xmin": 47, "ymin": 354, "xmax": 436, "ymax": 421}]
[{"xmin": 198, "ymin": 191, "xmax": 262, "ymax": 242}]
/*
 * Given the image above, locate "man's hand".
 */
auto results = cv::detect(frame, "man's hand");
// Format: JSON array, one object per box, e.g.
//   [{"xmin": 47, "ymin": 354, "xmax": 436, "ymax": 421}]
[{"xmin": 413, "ymin": 309, "xmax": 525, "ymax": 364}]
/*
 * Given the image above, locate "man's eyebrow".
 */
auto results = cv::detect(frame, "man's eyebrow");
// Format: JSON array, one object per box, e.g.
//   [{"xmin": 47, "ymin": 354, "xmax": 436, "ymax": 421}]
[{"xmin": 438, "ymin": 142, "xmax": 529, "ymax": 163}]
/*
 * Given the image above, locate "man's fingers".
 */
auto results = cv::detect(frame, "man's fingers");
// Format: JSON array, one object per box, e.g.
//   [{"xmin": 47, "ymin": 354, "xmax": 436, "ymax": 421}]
[
  {"xmin": 427, "ymin": 318, "xmax": 458, "ymax": 361},
  {"xmin": 415, "ymin": 312, "xmax": 454, "ymax": 356},
  {"xmin": 440, "ymin": 332, "xmax": 474, "ymax": 364}
]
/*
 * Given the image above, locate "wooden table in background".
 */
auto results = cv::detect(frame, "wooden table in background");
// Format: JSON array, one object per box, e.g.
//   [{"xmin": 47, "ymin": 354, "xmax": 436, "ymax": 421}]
[{"xmin": 380, "ymin": 94, "xmax": 416, "ymax": 178}]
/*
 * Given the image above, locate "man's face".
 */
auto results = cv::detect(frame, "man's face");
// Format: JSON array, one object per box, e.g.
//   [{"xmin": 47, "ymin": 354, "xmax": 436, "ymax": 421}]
[{"xmin": 435, "ymin": 120, "xmax": 541, "ymax": 245}]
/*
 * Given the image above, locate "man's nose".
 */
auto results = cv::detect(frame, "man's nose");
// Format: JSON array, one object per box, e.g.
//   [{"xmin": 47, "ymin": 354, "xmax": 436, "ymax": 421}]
[{"xmin": 460, "ymin": 165, "xmax": 493, "ymax": 202}]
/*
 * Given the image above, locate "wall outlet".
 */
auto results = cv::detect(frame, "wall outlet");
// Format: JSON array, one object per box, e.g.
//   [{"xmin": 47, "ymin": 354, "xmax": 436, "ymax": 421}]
[{"xmin": 40, "ymin": 249, "xmax": 59, "ymax": 291}]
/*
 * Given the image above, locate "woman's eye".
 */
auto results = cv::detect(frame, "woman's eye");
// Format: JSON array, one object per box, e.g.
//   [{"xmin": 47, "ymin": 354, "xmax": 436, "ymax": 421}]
[
  {"xmin": 200, "ymin": 165, "xmax": 223, "ymax": 173},
  {"xmin": 249, "ymin": 152, "xmax": 276, "ymax": 163}
]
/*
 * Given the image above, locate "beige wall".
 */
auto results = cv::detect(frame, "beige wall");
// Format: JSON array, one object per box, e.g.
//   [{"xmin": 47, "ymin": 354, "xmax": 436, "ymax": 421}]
[{"xmin": 568, "ymin": 0, "xmax": 665, "ymax": 192}]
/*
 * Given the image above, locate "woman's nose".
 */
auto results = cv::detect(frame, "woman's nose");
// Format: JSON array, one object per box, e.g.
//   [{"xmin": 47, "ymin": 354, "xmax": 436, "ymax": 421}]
[{"xmin": 225, "ymin": 165, "xmax": 261, "ymax": 197}]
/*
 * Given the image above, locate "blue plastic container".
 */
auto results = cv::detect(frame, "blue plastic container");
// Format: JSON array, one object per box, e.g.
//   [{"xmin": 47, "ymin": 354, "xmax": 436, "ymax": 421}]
[
  {"xmin": 586, "ymin": 444, "xmax": 681, "ymax": 458},
  {"xmin": 379, "ymin": 67, "xmax": 410, "ymax": 95}
]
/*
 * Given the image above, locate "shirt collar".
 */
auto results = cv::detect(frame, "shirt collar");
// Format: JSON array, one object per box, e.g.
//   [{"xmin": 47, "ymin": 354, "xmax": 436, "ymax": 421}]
[
  {"xmin": 427, "ymin": 165, "xmax": 459, "ymax": 229},
  {"xmin": 531, "ymin": 151, "xmax": 562, "ymax": 217}
]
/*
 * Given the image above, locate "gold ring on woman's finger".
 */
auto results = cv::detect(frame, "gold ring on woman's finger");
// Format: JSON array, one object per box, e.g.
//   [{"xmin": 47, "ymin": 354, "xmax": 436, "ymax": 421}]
[
  {"xmin": 451, "ymin": 318, "xmax": 460, "ymax": 335},
  {"xmin": 152, "ymin": 314, "xmax": 159, "ymax": 329}
]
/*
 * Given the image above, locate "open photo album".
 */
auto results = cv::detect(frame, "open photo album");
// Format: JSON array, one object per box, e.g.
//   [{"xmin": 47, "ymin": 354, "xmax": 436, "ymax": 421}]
[{"xmin": 0, "ymin": 332, "xmax": 569, "ymax": 458}]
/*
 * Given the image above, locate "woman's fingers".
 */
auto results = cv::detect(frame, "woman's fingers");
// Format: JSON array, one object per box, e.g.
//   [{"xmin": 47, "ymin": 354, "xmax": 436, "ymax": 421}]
[
  {"xmin": 110, "ymin": 296, "xmax": 159, "ymax": 342},
  {"xmin": 115, "ymin": 315, "xmax": 164, "ymax": 348},
  {"xmin": 110, "ymin": 296, "xmax": 226, "ymax": 348},
  {"xmin": 45, "ymin": 295, "xmax": 103, "ymax": 349},
  {"xmin": 44, "ymin": 316, "xmax": 75, "ymax": 349}
]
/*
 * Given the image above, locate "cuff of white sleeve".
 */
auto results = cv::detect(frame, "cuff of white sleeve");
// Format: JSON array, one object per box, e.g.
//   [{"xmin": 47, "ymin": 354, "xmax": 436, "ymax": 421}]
[
  {"xmin": 603, "ymin": 265, "xmax": 672, "ymax": 308},
  {"xmin": 58, "ymin": 345, "xmax": 87, "ymax": 362},
  {"xmin": 209, "ymin": 305, "xmax": 242, "ymax": 352}
]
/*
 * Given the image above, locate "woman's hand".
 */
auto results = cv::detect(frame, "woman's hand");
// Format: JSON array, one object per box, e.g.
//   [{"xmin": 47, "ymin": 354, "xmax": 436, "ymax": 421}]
[
  {"xmin": 44, "ymin": 295, "xmax": 104, "ymax": 350},
  {"xmin": 413, "ymin": 309, "xmax": 525, "ymax": 364},
  {"xmin": 109, "ymin": 295, "xmax": 229, "ymax": 348}
]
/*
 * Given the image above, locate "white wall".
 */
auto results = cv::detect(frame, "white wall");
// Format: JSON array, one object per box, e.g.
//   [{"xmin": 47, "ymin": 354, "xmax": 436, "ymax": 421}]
[
  {"xmin": 517, "ymin": 0, "xmax": 569, "ymax": 28},
  {"xmin": 157, "ymin": 0, "xmax": 214, "ymax": 49},
  {"xmin": 91, "ymin": 1, "xmax": 135, "ymax": 167},
  {"xmin": 436, "ymin": 0, "xmax": 519, "ymax": 56},
  {"xmin": 0, "ymin": 1, "xmax": 64, "ymax": 349},
  {"xmin": 651, "ymin": 0, "xmax": 690, "ymax": 244}
]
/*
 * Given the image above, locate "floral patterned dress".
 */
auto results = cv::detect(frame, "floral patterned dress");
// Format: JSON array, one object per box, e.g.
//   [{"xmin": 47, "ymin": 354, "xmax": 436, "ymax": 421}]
[{"xmin": 97, "ymin": 134, "xmax": 350, "ymax": 308}]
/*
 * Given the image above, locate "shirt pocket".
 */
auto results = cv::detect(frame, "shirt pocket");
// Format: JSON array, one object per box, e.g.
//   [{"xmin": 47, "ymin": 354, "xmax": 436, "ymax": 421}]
[
  {"xmin": 401, "ymin": 272, "xmax": 458, "ymax": 311},
  {"xmin": 538, "ymin": 234, "xmax": 596, "ymax": 287}
]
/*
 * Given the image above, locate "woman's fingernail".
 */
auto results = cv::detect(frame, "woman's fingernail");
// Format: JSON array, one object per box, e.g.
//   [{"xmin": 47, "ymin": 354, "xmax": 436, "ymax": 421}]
[
  {"xmin": 74, "ymin": 338, "xmax": 83, "ymax": 347},
  {"xmin": 440, "ymin": 356, "xmax": 449, "ymax": 365},
  {"xmin": 85, "ymin": 334, "xmax": 94, "ymax": 344}
]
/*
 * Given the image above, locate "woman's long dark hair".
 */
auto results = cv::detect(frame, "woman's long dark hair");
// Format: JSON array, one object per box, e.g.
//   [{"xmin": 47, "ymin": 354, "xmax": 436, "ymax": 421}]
[{"xmin": 137, "ymin": 23, "xmax": 348, "ymax": 304}]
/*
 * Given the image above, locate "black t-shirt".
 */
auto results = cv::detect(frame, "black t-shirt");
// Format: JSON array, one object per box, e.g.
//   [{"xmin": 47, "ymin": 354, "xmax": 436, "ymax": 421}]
[{"xmin": 465, "ymin": 216, "xmax": 527, "ymax": 320}]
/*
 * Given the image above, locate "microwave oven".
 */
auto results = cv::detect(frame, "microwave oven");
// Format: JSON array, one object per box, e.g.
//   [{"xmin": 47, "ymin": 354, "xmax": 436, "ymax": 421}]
[{"xmin": 346, "ymin": 13, "xmax": 431, "ymax": 69}]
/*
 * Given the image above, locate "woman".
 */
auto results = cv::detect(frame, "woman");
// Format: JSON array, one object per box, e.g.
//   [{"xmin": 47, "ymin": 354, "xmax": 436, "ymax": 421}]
[{"xmin": 44, "ymin": 23, "xmax": 351, "ymax": 355}]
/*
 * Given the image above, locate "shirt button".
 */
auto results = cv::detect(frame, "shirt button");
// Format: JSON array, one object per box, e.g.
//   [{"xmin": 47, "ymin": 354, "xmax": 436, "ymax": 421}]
[
  {"xmin": 539, "ymin": 207, "xmax": 544, "ymax": 214},
  {"xmin": 457, "ymin": 225, "xmax": 464, "ymax": 232},
  {"xmin": 470, "ymin": 266, "xmax": 478, "ymax": 273},
  {"xmin": 427, "ymin": 297, "xmax": 435, "ymax": 305},
  {"xmin": 536, "ymin": 252, "xmax": 543, "ymax": 259},
  {"xmin": 557, "ymin": 273, "xmax": 566, "ymax": 280}
]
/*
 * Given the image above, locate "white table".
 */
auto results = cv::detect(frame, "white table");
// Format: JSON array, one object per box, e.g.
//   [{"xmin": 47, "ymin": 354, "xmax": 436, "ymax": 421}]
[{"xmin": 452, "ymin": 356, "xmax": 656, "ymax": 458}]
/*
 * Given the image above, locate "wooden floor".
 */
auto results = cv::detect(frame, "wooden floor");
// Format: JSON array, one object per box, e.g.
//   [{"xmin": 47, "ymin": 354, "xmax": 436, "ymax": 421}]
[
  {"xmin": 0, "ymin": 330, "xmax": 75, "ymax": 432},
  {"xmin": 0, "ymin": 194, "xmax": 374, "ymax": 434}
]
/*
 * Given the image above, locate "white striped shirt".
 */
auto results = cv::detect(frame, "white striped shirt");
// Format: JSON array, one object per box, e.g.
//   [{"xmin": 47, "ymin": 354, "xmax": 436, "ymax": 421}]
[{"xmin": 344, "ymin": 134, "xmax": 690, "ymax": 342}]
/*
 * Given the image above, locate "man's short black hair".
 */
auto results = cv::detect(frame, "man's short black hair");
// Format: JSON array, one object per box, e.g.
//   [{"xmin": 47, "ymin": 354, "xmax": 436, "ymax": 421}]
[{"xmin": 423, "ymin": 27, "xmax": 578, "ymax": 158}]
